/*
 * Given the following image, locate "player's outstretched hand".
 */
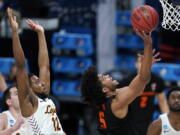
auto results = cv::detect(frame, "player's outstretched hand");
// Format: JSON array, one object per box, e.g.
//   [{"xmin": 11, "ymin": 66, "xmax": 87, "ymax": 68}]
[
  {"xmin": 137, "ymin": 49, "xmax": 161, "ymax": 65},
  {"xmin": 134, "ymin": 29, "xmax": 152, "ymax": 45},
  {"xmin": 7, "ymin": 7, "xmax": 19, "ymax": 32},
  {"xmin": 26, "ymin": 19, "xmax": 44, "ymax": 33}
]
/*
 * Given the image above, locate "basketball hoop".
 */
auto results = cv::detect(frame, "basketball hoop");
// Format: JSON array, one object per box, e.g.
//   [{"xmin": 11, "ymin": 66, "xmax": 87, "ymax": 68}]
[{"xmin": 160, "ymin": 0, "xmax": 180, "ymax": 31}]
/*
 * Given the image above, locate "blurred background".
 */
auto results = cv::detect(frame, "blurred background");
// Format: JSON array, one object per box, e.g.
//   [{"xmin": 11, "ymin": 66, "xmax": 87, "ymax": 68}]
[{"xmin": 0, "ymin": 0, "xmax": 180, "ymax": 135}]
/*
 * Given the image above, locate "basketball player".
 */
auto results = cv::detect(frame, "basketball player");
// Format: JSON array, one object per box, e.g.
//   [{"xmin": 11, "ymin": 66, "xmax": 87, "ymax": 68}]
[
  {"xmin": 118, "ymin": 52, "xmax": 169, "ymax": 135},
  {"xmin": 81, "ymin": 30, "xmax": 155, "ymax": 134},
  {"xmin": 0, "ymin": 86, "xmax": 26, "ymax": 135},
  {"xmin": 7, "ymin": 8, "xmax": 66, "ymax": 135},
  {"xmin": 147, "ymin": 86, "xmax": 180, "ymax": 135}
]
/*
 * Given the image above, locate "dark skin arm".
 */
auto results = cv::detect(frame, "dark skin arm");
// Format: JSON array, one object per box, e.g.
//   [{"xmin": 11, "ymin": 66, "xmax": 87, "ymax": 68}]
[
  {"xmin": 26, "ymin": 19, "xmax": 50, "ymax": 95},
  {"xmin": 147, "ymin": 118, "xmax": 162, "ymax": 135},
  {"xmin": 7, "ymin": 8, "xmax": 37, "ymax": 117},
  {"xmin": 112, "ymin": 31, "xmax": 154, "ymax": 118}
]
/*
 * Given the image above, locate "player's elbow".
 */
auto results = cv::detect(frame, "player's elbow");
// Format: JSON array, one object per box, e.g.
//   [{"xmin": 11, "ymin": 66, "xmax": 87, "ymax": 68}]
[{"xmin": 16, "ymin": 63, "xmax": 26, "ymax": 69}]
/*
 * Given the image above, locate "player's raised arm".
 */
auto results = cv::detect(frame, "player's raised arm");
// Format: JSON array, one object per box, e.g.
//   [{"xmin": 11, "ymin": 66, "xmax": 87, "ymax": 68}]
[
  {"xmin": 112, "ymin": 31, "xmax": 153, "ymax": 110},
  {"xmin": 26, "ymin": 19, "xmax": 50, "ymax": 94},
  {"xmin": 7, "ymin": 8, "xmax": 37, "ymax": 117}
]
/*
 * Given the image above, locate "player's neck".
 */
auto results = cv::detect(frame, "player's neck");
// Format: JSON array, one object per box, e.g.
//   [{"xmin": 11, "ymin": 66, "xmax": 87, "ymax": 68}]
[
  {"xmin": 9, "ymin": 107, "xmax": 21, "ymax": 120},
  {"xmin": 106, "ymin": 91, "xmax": 116, "ymax": 97},
  {"xmin": 169, "ymin": 111, "xmax": 180, "ymax": 120}
]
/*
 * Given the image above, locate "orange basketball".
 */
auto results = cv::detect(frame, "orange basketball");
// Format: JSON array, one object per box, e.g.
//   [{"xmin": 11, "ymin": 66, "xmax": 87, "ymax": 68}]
[{"xmin": 131, "ymin": 5, "xmax": 159, "ymax": 33}]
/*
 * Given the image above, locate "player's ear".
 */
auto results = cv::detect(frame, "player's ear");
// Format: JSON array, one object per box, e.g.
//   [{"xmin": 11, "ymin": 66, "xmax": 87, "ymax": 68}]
[
  {"xmin": 6, "ymin": 99, "xmax": 12, "ymax": 106},
  {"xmin": 102, "ymin": 87, "xmax": 108, "ymax": 93}
]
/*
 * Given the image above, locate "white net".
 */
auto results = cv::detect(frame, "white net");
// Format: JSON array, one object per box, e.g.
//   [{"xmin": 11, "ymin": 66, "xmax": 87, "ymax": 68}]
[{"xmin": 160, "ymin": 0, "xmax": 180, "ymax": 31}]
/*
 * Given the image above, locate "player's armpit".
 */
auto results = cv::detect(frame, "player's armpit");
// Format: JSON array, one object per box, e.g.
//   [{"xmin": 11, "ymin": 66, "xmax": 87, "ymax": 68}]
[
  {"xmin": 113, "ymin": 75, "xmax": 146, "ymax": 108},
  {"xmin": 146, "ymin": 118, "xmax": 162, "ymax": 135}
]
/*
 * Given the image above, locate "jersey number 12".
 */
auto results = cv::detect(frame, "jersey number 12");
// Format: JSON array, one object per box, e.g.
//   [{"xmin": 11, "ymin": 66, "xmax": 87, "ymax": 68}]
[{"xmin": 52, "ymin": 117, "xmax": 61, "ymax": 131}]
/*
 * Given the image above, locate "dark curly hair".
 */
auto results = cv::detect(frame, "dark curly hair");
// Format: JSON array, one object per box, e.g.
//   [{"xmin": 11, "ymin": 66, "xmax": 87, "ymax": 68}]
[
  {"xmin": 2, "ymin": 86, "xmax": 15, "ymax": 111},
  {"xmin": 80, "ymin": 66, "xmax": 106, "ymax": 105},
  {"xmin": 167, "ymin": 86, "xmax": 180, "ymax": 100}
]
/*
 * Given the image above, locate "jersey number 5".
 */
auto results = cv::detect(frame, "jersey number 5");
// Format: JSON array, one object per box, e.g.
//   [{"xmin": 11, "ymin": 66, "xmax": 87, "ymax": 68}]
[
  {"xmin": 52, "ymin": 117, "xmax": 61, "ymax": 131},
  {"xmin": 99, "ymin": 111, "xmax": 107, "ymax": 129}
]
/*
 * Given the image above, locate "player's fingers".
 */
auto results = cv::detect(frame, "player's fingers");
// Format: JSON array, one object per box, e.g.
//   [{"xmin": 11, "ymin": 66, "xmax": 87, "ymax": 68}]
[
  {"xmin": 134, "ymin": 28, "xmax": 141, "ymax": 36},
  {"xmin": 27, "ymin": 19, "xmax": 34, "ymax": 26},
  {"xmin": 27, "ymin": 19, "xmax": 34, "ymax": 25},
  {"xmin": 154, "ymin": 58, "xmax": 161, "ymax": 62},
  {"xmin": 29, "ymin": 19, "xmax": 34, "ymax": 24},
  {"xmin": 142, "ymin": 31, "xmax": 147, "ymax": 38},
  {"xmin": 154, "ymin": 52, "xmax": 160, "ymax": 58},
  {"xmin": 156, "ymin": 58, "xmax": 161, "ymax": 61},
  {"xmin": 25, "ymin": 19, "xmax": 31, "ymax": 25},
  {"xmin": 137, "ymin": 32, "xmax": 144, "ymax": 39},
  {"xmin": 137, "ymin": 53, "xmax": 142, "ymax": 57},
  {"xmin": 35, "ymin": 21, "xmax": 39, "ymax": 25},
  {"xmin": 27, "ymin": 22, "xmax": 36, "ymax": 29}
]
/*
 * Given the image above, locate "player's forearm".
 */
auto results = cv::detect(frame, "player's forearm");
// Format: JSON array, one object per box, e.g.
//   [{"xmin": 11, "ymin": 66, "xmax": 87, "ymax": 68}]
[
  {"xmin": 139, "ymin": 43, "xmax": 152, "ymax": 83},
  {"xmin": 160, "ymin": 102, "xmax": 169, "ymax": 113},
  {"xmin": 37, "ymin": 31, "xmax": 49, "ymax": 69},
  {"xmin": 0, "ymin": 127, "xmax": 15, "ymax": 135},
  {"xmin": 0, "ymin": 73, "xmax": 7, "ymax": 92},
  {"xmin": 12, "ymin": 32, "xmax": 26, "ymax": 68},
  {"xmin": 157, "ymin": 94, "xmax": 169, "ymax": 113}
]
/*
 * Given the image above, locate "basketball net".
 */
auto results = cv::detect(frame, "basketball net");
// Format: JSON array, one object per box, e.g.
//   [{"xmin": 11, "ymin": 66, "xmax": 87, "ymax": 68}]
[{"xmin": 160, "ymin": 0, "xmax": 180, "ymax": 31}]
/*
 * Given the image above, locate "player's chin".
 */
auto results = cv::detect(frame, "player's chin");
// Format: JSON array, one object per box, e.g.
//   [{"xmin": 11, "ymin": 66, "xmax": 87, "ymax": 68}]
[
  {"xmin": 113, "ymin": 80, "xmax": 119, "ymax": 85},
  {"xmin": 44, "ymin": 91, "xmax": 49, "ymax": 96}
]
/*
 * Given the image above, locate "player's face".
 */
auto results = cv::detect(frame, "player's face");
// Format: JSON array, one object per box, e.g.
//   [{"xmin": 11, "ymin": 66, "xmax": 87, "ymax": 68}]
[
  {"xmin": 168, "ymin": 91, "xmax": 180, "ymax": 112},
  {"xmin": 29, "ymin": 75, "xmax": 48, "ymax": 95},
  {"xmin": 10, "ymin": 87, "xmax": 20, "ymax": 110},
  {"xmin": 98, "ymin": 74, "xmax": 119, "ymax": 91}
]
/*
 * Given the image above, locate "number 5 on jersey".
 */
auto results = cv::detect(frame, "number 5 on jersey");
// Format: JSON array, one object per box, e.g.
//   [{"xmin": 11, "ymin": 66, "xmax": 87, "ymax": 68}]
[{"xmin": 99, "ymin": 111, "xmax": 107, "ymax": 129}]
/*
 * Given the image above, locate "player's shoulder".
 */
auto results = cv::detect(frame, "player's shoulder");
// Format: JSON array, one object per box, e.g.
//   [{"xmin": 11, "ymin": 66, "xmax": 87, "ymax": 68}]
[
  {"xmin": 0, "ymin": 112, "xmax": 8, "ymax": 120},
  {"xmin": 147, "ymin": 118, "xmax": 162, "ymax": 135},
  {"xmin": 150, "ymin": 118, "xmax": 162, "ymax": 128},
  {"xmin": 0, "ymin": 112, "xmax": 8, "ymax": 128}
]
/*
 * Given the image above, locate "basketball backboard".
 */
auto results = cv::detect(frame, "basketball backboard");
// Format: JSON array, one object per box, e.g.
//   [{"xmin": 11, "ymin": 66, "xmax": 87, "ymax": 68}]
[{"xmin": 171, "ymin": 0, "xmax": 180, "ymax": 5}]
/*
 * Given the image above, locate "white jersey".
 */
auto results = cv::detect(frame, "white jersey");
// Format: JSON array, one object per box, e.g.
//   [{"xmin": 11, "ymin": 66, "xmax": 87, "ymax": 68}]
[
  {"xmin": 160, "ymin": 113, "xmax": 180, "ymax": 135},
  {"xmin": 25, "ymin": 98, "xmax": 65, "ymax": 135},
  {"xmin": 2, "ymin": 111, "xmax": 28, "ymax": 135}
]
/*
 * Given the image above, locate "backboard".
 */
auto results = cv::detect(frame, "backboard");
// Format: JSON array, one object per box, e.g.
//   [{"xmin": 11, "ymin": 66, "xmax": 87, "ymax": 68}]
[{"xmin": 171, "ymin": 0, "xmax": 180, "ymax": 5}]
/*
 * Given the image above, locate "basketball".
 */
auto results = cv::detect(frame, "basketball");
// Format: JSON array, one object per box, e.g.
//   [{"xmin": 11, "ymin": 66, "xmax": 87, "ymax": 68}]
[{"xmin": 131, "ymin": 5, "xmax": 159, "ymax": 33}]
